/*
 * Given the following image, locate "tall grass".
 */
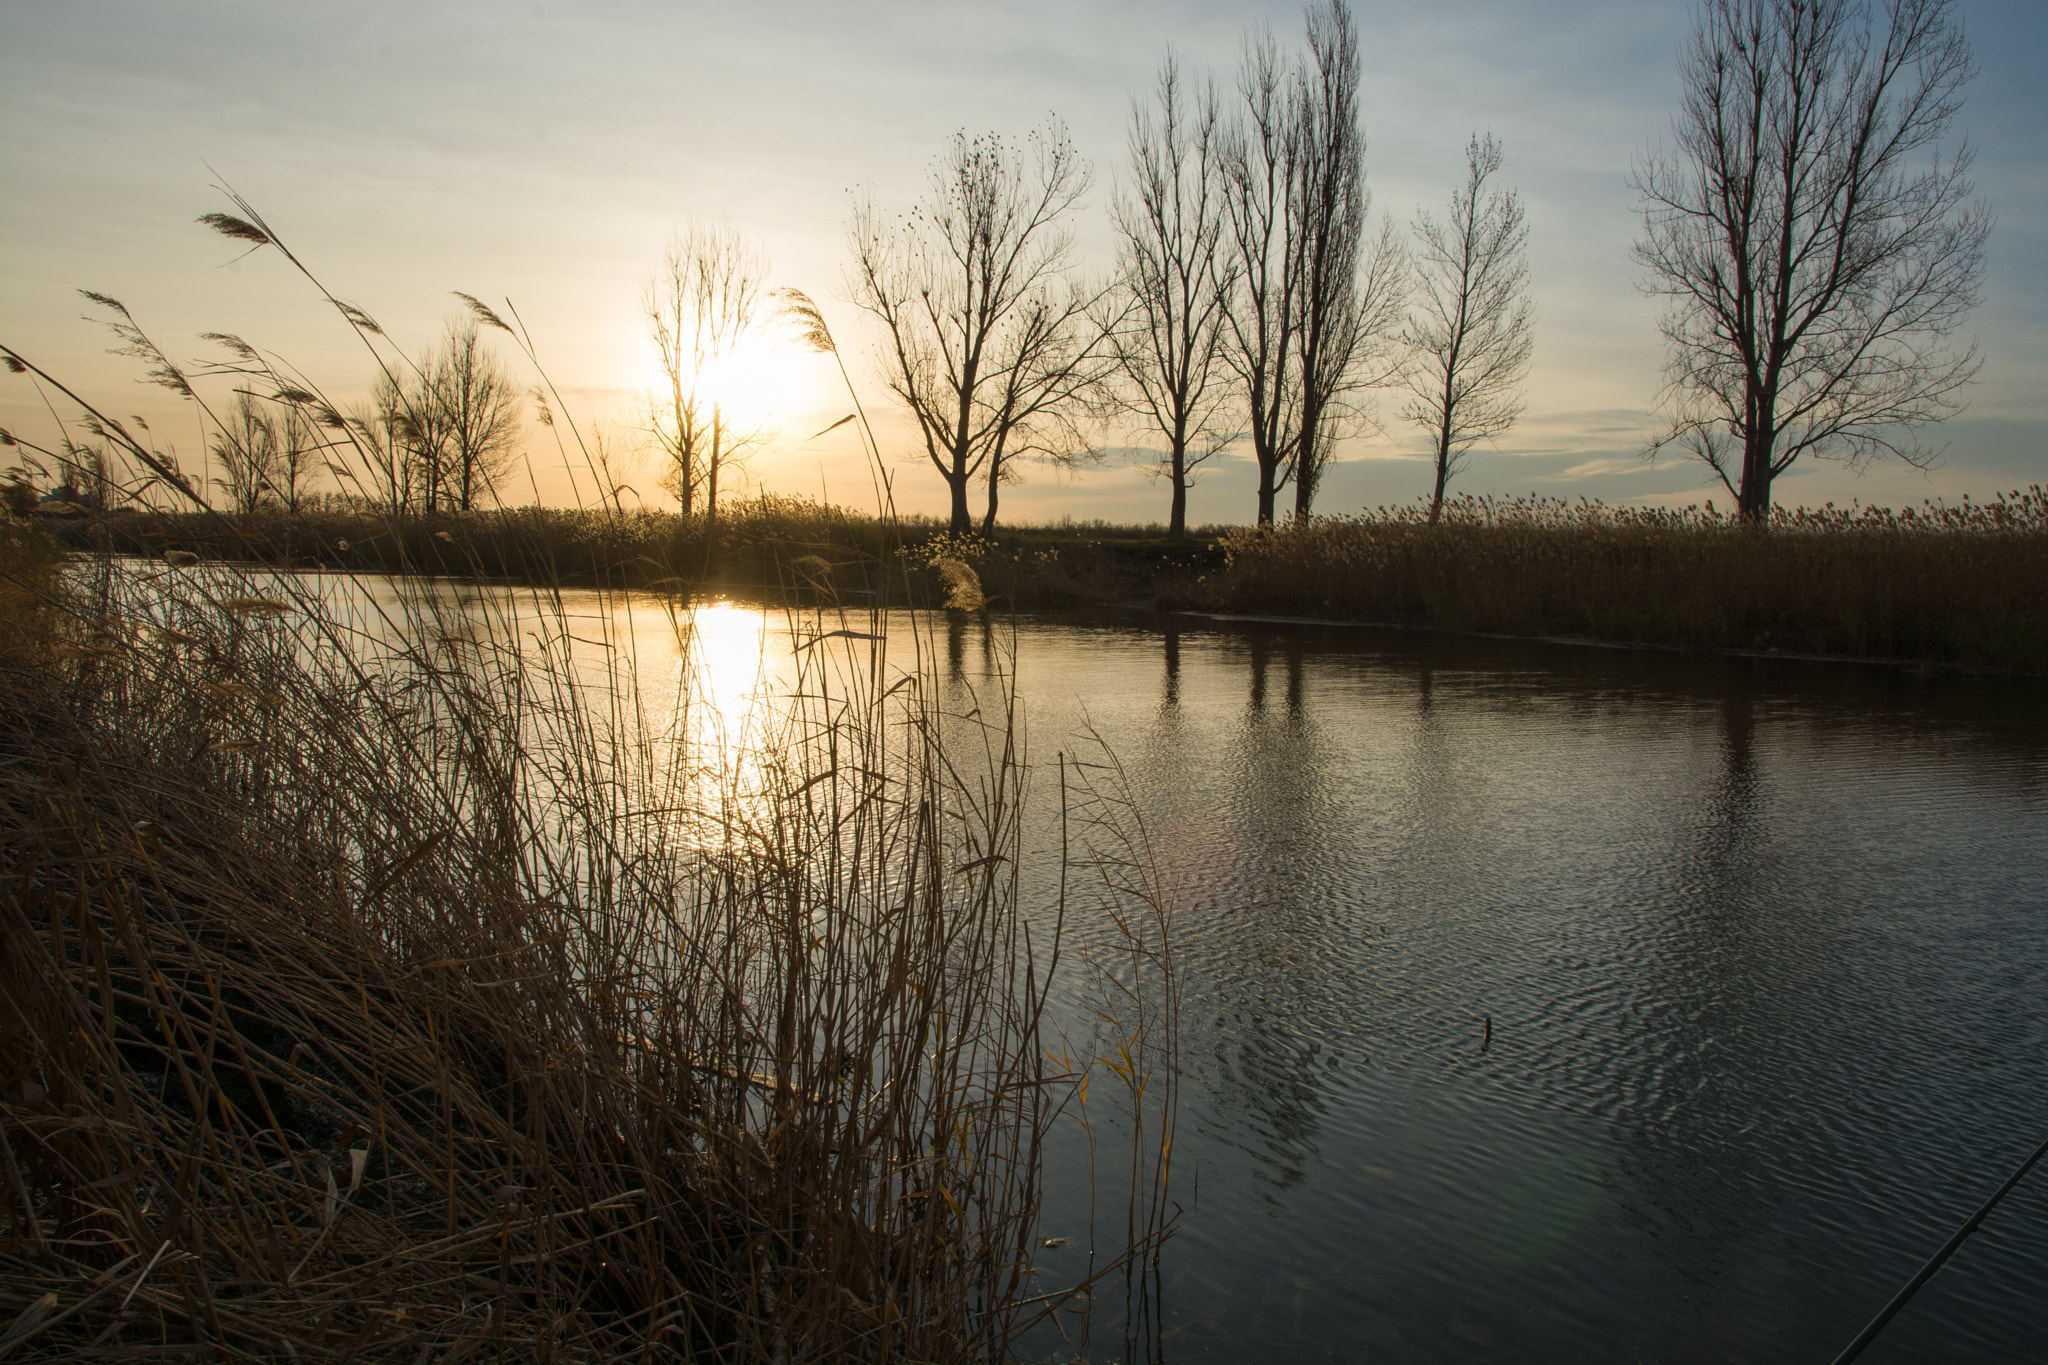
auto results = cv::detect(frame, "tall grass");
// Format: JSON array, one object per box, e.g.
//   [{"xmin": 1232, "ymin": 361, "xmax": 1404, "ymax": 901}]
[
  {"xmin": 47, "ymin": 500, "xmax": 1227, "ymax": 612},
  {"xmin": 0, "ymin": 216, "xmax": 1178, "ymax": 1360},
  {"xmin": 53, "ymin": 488, "xmax": 2048, "ymax": 669},
  {"xmin": 1215, "ymin": 491, "xmax": 2048, "ymax": 672}
]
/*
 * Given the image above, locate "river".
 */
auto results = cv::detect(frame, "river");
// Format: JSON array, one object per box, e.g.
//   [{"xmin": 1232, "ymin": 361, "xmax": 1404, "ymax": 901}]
[
  {"xmin": 928, "ymin": 608, "xmax": 2047, "ymax": 1363},
  {"xmin": 196, "ymin": 572, "xmax": 2048, "ymax": 1361}
]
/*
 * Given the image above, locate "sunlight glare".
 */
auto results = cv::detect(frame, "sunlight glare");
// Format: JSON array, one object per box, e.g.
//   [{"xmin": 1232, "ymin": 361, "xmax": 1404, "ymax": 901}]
[
  {"xmin": 664, "ymin": 601, "xmax": 785, "ymax": 847},
  {"xmin": 639, "ymin": 333, "xmax": 790, "ymax": 436}
]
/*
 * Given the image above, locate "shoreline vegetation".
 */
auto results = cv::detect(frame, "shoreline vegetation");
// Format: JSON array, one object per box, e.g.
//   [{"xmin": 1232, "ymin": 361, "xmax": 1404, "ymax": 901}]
[
  {"xmin": 0, "ymin": 504, "xmax": 1180, "ymax": 1360},
  {"xmin": 34, "ymin": 484, "xmax": 2048, "ymax": 674}
]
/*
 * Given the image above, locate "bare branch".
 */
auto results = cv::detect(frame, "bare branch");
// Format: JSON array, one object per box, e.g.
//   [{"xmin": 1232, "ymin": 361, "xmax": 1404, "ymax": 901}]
[
  {"xmin": 1400, "ymin": 132, "xmax": 1535, "ymax": 521},
  {"xmin": 1632, "ymin": 0, "xmax": 1988, "ymax": 518},
  {"xmin": 847, "ymin": 120, "xmax": 1118, "ymax": 534}
]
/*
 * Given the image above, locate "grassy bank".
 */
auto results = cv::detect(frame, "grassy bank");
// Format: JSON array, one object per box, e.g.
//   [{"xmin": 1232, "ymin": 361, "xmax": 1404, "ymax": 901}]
[
  {"xmin": 0, "ymin": 516, "xmax": 1177, "ymax": 1362},
  {"xmin": 48, "ymin": 499, "xmax": 898, "ymax": 593},
  {"xmin": 1209, "ymin": 491, "xmax": 2048, "ymax": 673},
  {"xmin": 46, "ymin": 496, "xmax": 1227, "ymax": 611},
  {"xmin": 47, "ymin": 489, "xmax": 2048, "ymax": 670}
]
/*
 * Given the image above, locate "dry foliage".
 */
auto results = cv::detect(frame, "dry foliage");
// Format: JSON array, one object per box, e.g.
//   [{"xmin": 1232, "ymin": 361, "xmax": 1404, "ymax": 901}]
[
  {"xmin": 1216, "ymin": 490, "xmax": 2048, "ymax": 671},
  {"xmin": 0, "ymin": 532, "xmax": 1173, "ymax": 1361}
]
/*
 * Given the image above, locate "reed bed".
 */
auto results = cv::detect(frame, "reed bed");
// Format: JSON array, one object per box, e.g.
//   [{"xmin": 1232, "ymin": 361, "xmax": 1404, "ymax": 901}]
[
  {"xmin": 51, "ymin": 499, "xmax": 927, "ymax": 598},
  {"xmin": 1214, "ymin": 490, "xmax": 2048, "ymax": 672},
  {"xmin": 1, "ymin": 224, "xmax": 1178, "ymax": 1356},
  {"xmin": 0, "ymin": 500, "xmax": 1186, "ymax": 1360},
  {"xmin": 55, "ymin": 488, "xmax": 2048, "ymax": 670},
  {"xmin": 47, "ymin": 502, "xmax": 1228, "ymax": 613}
]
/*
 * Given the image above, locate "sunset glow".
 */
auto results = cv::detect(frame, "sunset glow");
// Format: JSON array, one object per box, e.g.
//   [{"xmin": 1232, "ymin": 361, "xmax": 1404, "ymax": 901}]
[{"xmin": 7, "ymin": 1, "xmax": 2037, "ymax": 524}]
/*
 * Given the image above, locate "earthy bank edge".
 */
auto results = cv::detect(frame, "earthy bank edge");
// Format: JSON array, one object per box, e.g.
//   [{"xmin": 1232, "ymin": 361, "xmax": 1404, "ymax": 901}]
[
  {"xmin": 40, "ymin": 487, "xmax": 2048, "ymax": 673},
  {"xmin": 0, "ymin": 518, "xmax": 1177, "ymax": 1361}
]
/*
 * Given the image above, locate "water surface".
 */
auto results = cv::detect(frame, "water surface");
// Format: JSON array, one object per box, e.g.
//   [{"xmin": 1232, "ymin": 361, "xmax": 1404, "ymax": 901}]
[
  {"xmin": 965, "ymin": 610, "xmax": 2046, "ymax": 1364},
  {"xmin": 193, "ymin": 571, "xmax": 2048, "ymax": 1361}
]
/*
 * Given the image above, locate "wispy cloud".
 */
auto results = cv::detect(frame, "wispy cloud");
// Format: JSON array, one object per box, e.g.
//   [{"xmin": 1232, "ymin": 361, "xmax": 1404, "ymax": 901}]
[{"xmin": 1550, "ymin": 456, "xmax": 1654, "ymax": 480}]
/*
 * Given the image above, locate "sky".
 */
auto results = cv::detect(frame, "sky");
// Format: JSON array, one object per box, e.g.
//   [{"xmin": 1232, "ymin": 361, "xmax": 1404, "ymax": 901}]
[{"xmin": 3, "ymin": 0, "xmax": 2044, "ymax": 525}]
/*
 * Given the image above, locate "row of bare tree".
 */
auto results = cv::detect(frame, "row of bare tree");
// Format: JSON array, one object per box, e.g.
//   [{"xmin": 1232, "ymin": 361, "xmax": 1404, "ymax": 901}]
[
  {"xmin": 683, "ymin": 0, "xmax": 1985, "ymax": 534},
  {"xmin": 196, "ymin": 0, "xmax": 1970, "ymax": 534},
  {"xmin": 632, "ymin": 3, "xmax": 1531, "ymax": 539},
  {"xmin": 844, "ymin": 0, "xmax": 1525, "ymax": 537},
  {"xmin": 202, "ymin": 320, "xmax": 522, "ymax": 517}
]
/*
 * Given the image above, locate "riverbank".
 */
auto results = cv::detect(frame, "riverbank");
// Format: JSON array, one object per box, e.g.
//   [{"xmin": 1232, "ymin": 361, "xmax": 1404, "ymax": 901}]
[
  {"xmin": 1210, "ymin": 490, "xmax": 2048, "ymax": 674},
  {"xmin": 43, "ymin": 496, "xmax": 1227, "ymax": 611},
  {"xmin": 41, "ymin": 485, "xmax": 2048, "ymax": 673}
]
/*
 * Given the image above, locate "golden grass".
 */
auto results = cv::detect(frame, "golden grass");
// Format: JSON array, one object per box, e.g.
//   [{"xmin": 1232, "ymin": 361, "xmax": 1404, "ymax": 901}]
[
  {"xmin": 1214, "ymin": 490, "xmax": 2048, "ymax": 672},
  {"xmin": 1, "ymin": 229, "xmax": 1179, "ymax": 1356},
  {"xmin": 0, "ymin": 518, "xmax": 1182, "ymax": 1360}
]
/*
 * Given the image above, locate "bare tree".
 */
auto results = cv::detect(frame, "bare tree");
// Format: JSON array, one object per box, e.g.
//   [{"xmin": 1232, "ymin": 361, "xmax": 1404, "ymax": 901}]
[
  {"xmin": 272, "ymin": 401, "xmax": 319, "ymax": 512},
  {"xmin": 645, "ymin": 224, "xmax": 769, "ymax": 522},
  {"xmin": 368, "ymin": 358, "xmax": 451, "ymax": 513},
  {"xmin": 211, "ymin": 390, "xmax": 281, "ymax": 514},
  {"xmin": 1401, "ymin": 132, "xmax": 1535, "ymax": 522},
  {"xmin": 849, "ymin": 120, "xmax": 1118, "ymax": 535},
  {"xmin": 1219, "ymin": 0, "xmax": 1404, "ymax": 525},
  {"xmin": 1632, "ymin": 0, "xmax": 1988, "ymax": 519},
  {"xmin": 431, "ymin": 320, "xmax": 523, "ymax": 511},
  {"xmin": 357, "ymin": 373, "xmax": 429, "ymax": 514},
  {"xmin": 1288, "ymin": 0, "xmax": 1404, "ymax": 518},
  {"xmin": 1113, "ymin": 52, "xmax": 1236, "ymax": 541},
  {"xmin": 1218, "ymin": 26, "xmax": 1302, "ymax": 528}
]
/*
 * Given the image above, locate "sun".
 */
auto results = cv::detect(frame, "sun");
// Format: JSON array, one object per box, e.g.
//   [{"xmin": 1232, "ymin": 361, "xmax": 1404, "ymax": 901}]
[{"xmin": 637, "ymin": 332, "xmax": 791, "ymax": 437}]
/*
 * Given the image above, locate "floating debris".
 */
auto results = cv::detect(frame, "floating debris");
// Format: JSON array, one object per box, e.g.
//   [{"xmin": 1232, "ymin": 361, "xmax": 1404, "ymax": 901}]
[{"xmin": 221, "ymin": 597, "xmax": 291, "ymax": 617}]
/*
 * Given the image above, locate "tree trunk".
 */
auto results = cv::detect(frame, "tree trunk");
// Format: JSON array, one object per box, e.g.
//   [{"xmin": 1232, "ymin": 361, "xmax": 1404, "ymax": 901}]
[
  {"xmin": 981, "ymin": 466, "xmax": 1000, "ymax": 536},
  {"xmin": 1292, "ymin": 467, "xmax": 1316, "ymax": 521},
  {"xmin": 1255, "ymin": 456, "xmax": 1278, "ymax": 527},
  {"xmin": 1737, "ymin": 424, "xmax": 1774, "ymax": 522},
  {"xmin": 1168, "ymin": 447, "xmax": 1188, "ymax": 541},
  {"xmin": 1429, "ymin": 431, "xmax": 1451, "ymax": 524},
  {"xmin": 707, "ymin": 417, "xmax": 722, "ymax": 524},
  {"xmin": 948, "ymin": 465, "xmax": 972, "ymax": 535}
]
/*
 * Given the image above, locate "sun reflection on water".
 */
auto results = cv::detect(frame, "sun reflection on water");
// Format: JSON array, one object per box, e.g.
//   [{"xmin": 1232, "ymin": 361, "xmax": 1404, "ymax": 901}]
[{"xmin": 660, "ymin": 601, "xmax": 787, "ymax": 847}]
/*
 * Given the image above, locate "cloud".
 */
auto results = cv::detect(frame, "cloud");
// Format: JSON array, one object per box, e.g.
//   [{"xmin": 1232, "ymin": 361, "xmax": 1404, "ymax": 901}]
[
  {"xmin": 1549, "ymin": 456, "xmax": 1655, "ymax": 480},
  {"xmin": 1342, "ymin": 448, "xmax": 1433, "ymax": 464}
]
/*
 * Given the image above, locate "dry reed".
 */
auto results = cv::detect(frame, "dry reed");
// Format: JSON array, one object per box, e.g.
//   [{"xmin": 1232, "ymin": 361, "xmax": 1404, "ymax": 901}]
[
  {"xmin": 0, "ymin": 210, "xmax": 1179, "ymax": 1359},
  {"xmin": 0, "ymin": 498, "xmax": 1183, "ymax": 1363},
  {"xmin": 1215, "ymin": 491, "xmax": 2048, "ymax": 672}
]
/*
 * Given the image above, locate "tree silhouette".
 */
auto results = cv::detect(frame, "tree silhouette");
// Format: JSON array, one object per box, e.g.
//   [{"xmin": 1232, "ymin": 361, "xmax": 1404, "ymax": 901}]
[
  {"xmin": 1401, "ymin": 132, "xmax": 1534, "ymax": 522},
  {"xmin": 1633, "ymin": 0, "xmax": 1988, "ymax": 518},
  {"xmin": 1218, "ymin": 0, "xmax": 1403, "ymax": 525},
  {"xmin": 1113, "ymin": 52, "xmax": 1235, "ymax": 541},
  {"xmin": 849, "ymin": 120, "xmax": 1116, "ymax": 535},
  {"xmin": 644, "ymin": 224, "xmax": 770, "ymax": 521}
]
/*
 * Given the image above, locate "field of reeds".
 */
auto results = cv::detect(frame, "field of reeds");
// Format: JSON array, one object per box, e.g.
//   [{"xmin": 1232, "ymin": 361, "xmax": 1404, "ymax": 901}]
[
  {"xmin": 0, "ymin": 491, "xmax": 1178, "ymax": 1361},
  {"xmin": 1210, "ymin": 491, "xmax": 2048, "ymax": 673},
  {"xmin": 41, "ymin": 488, "xmax": 2048, "ymax": 671},
  {"xmin": 37, "ymin": 498, "xmax": 1228, "ymax": 613}
]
